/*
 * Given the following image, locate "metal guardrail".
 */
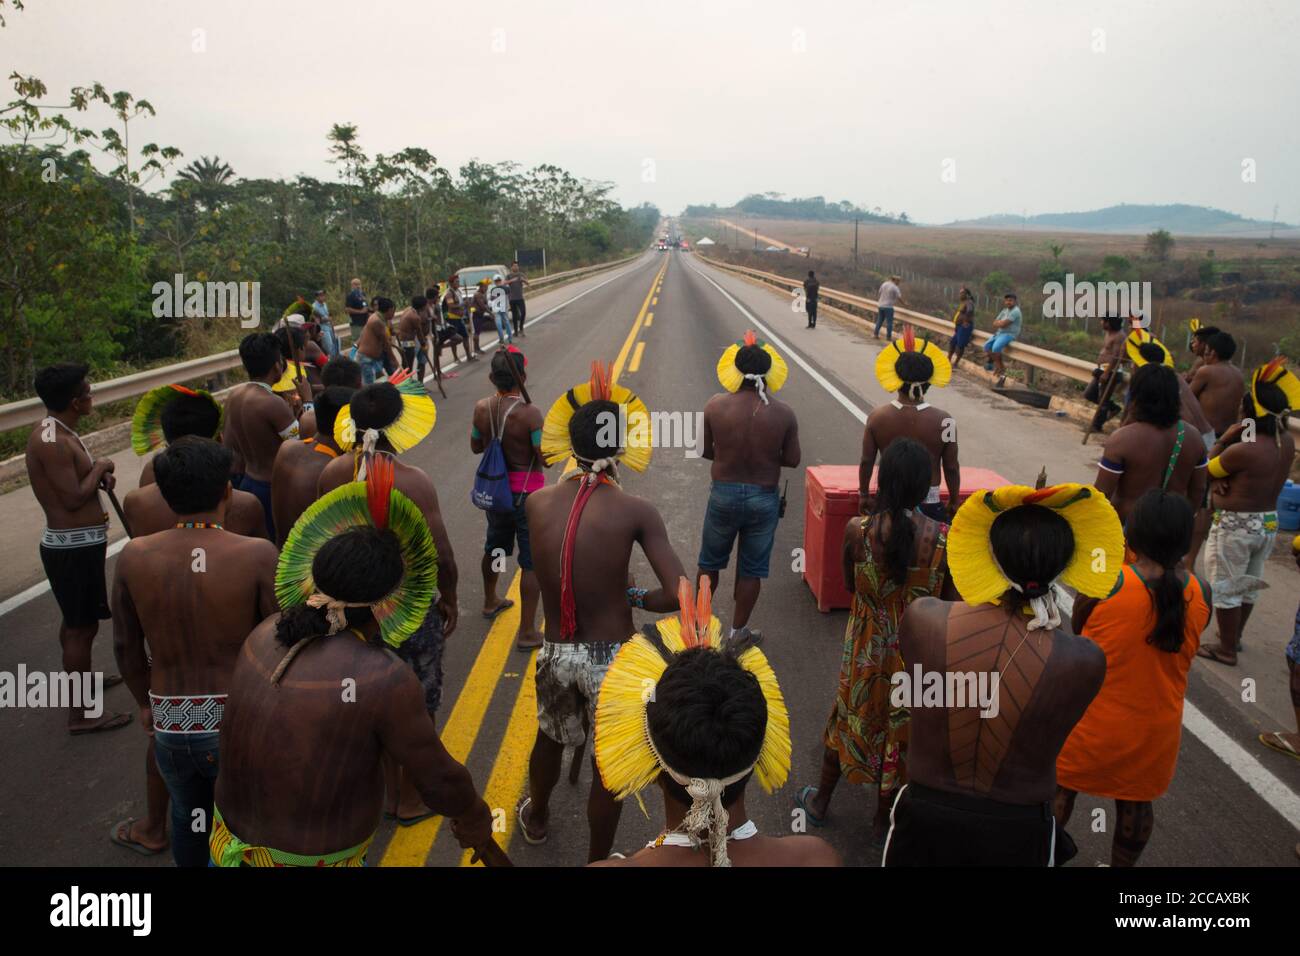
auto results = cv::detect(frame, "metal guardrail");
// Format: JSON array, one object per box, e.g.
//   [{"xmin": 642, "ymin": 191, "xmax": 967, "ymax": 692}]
[
  {"xmin": 0, "ymin": 254, "xmax": 639, "ymax": 434},
  {"xmin": 698, "ymin": 255, "xmax": 1300, "ymax": 438},
  {"xmin": 697, "ymin": 256, "xmax": 1096, "ymax": 382}
]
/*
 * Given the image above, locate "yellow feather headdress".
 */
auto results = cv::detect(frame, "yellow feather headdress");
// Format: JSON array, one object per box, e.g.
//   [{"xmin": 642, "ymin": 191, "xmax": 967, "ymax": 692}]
[
  {"xmin": 272, "ymin": 361, "xmax": 311, "ymax": 394},
  {"xmin": 334, "ymin": 368, "xmax": 437, "ymax": 454},
  {"xmin": 1248, "ymin": 356, "xmax": 1300, "ymax": 418},
  {"xmin": 947, "ymin": 483, "xmax": 1124, "ymax": 615},
  {"xmin": 716, "ymin": 330, "xmax": 789, "ymax": 398},
  {"xmin": 875, "ymin": 325, "xmax": 952, "ymax": 394},
  {"xmin": 541, "ymin": 361, "xmax": 652, "ymax": 473},
  {"xmin": 594, "ymin": 578, "xmax": 791, "ymax": 866},
  {"xmin": 1125, "ymin": 330, "xmax": 1174, "ymax": 368}
]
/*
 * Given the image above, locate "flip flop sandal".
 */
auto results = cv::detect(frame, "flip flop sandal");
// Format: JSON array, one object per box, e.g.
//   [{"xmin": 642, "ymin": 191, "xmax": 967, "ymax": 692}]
[
  {"xmin": 70, "ymin": 712, "xmax": 132, "ymax": 735},
  {"xmin": 794, "ymin": 785, "xmax": 828, "ymax": 828},
  {"xmin": 1258, "ymin": 732, "xmax": 1300, "ymax": 761},
  {"xmin": 1196, "ymin": 646, "xmax": 1237, "ymax": 666},
  {"xmin": 109, "ymin": 818, "xmax": 166, "ymax": 856},
  {"xmin": 396, "ymin": 810, "xmax": 438, "ymax": 828},
  {"xmin": 517, "ymin": 797, "xmax": 547, "ymax": 845},
  {"xmin": 482, "ymin": 599, "xmax": 515, "ymax": 621}
]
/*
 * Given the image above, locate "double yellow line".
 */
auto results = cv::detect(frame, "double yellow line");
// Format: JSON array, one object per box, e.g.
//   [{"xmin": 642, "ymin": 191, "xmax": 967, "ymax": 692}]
[{"xmin": 381, "ymin": 256, "xmax": 668, "ymax": 867}]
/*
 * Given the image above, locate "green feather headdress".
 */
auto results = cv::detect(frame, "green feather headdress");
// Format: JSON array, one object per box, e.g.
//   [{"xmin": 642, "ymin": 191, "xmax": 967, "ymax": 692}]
[
  {"xmin": 281, "ymin": 297, "xmax": 313, "ymax": 322},
  {"xmin": 131, "ymin": 384, "xmax": 223, "ymax": 455},
  {"xmin": 275, "ymin": 453, "xmax": 438, "ymax": 647}
]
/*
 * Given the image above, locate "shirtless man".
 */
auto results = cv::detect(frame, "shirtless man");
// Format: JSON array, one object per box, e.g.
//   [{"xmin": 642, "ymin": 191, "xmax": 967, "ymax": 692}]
[
  {"xmin": 112, "ymin": 437, "xmax": 279, "ymax": 866},
  {"xmin": 1197, "ymin": 382, "xmax": 1296, "ymax": 665},
  {"xmin": 427, "ymin": 284, "xmax": 466, "ymax": 372},
  {"xmin": 355, "ymin": 296, "xmax": 395, "ymax": 385},
  {"xmin": 1185, "ymin": 324, "xmax": 1220, "ymax": 384},
  {"xmin": 892, "ymin": 495, "xmax": 1110, "ymax": 865},
  {"xmin": 25, "ymin": 363, "xmax": 129, "ymax": 734},
  {"xmin": 697, "ymin": 340, "xmax": 800, "ymax": 638},
  {"xmin": 519, "ymin": 394, "xmax": 686, "ymax": 859},
  {"xmin": 223, "ymin": 332, "xmax": 309, "ymax": 542},
  {"xmin": 318, "ymin": 382, "xmax": 459, "ymax": 823},
  {"xmin": 128, "ymin": 389, "xmax": 267, "ymax": 539},
  {"xmin": 270, "ymin": 386, "xmax": 354, "ymax": 546},
  {"xmin": 1190, "ymin": 332, "xmax": 1246, "ymax": 441},
  {"xmin": 1096, "ymin": 363, "xmax": 1207, "ymax": 525},
  {"xmin": 470, "ymin": 279, "xmax": 493, "ymax": 356},
  {"xmin": 396, "ymin": 295, "xmax": 430, "ymax": 381},
  {"xmin": 442, "ymin": 275, "xmax": 474, "ymax": 362},
  {"xmin": 214, "ymin": 527, "xmax": 494, "ymax": 866},
  {"xmin": 591, "ymin": 644, "xmax": 840, "ymax": 867},
  {"xmin": 300, "ymin": 355, "xmax": 363, "ymax": 438},
  {"xmin": 471, "ymin": 349, "xmax": 548, "ymax": 648},
  {"xmin": 860, "ymin": 350, "xmax": 960, "ymax": 522}
]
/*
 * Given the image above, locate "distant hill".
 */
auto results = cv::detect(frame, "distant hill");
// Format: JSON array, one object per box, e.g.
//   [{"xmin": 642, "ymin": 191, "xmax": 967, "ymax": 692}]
[
  {"xmin": 946, "ymin": 203, "xmax": 1294, "ymax": 237},
  {"xmin": 685, "ymin": 195, "xmax": 906, "ymax": 225}
]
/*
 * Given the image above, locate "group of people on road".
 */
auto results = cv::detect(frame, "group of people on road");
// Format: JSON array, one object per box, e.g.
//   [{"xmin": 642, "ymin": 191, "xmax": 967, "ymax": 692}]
[
  {"xmin": 21, "ymin": 265, "xmax": 1300, "ymax": 867},
  {"xmin": 340, "ymin": 264, "xmax": 532, "ymax": 387}
]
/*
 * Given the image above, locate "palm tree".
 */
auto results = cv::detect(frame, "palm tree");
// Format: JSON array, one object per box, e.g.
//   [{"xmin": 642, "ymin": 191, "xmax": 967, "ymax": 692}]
[{"xmin": 174, "ymin": 155, "xmax": 236, "ymax": 210}]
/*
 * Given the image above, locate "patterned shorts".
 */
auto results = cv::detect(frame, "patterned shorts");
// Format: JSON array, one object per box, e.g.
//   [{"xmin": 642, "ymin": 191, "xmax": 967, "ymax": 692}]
[
  {"xmin": 395, "ymin": 604, "xmax": 445, "ymax": 714},
  {"xmin": 1204, "ymin": 511, "xmax": 1277, "ymax": 609},
  {"xmin": 535, "ymin": 640, "xmax": 625, "ymax": 747}
]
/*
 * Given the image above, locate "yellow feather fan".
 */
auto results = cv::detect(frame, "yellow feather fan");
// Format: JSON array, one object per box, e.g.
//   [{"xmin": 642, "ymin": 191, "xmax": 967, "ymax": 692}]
[
  {"xmin": 333, "ymin": 369, "xmax": 436, "ymax": 454},
  {"xmin": 716, "ymin": 330, "xmax": 789, "ymax": 395},
  {"xmin": 1249, "ymin": 356, "xmax": 1300, "ymax": 417},
  {"xmin": 541, "ymin": 361, "xmax": 652, "ymax": 472},
  {"xmin": 874, "ymin": 325, "xmax": 952, "ymax": 393},
  {"xmin": 594, "ymin": 578, "xmax": 791, "ymax": 801},
  {"xmin": 947, "ymin": 483, "xmax": 1124, "ymax": 606},
  {"xmin": 1126, "ymin": 330, "xmax": 1174, "ymax": 368}
]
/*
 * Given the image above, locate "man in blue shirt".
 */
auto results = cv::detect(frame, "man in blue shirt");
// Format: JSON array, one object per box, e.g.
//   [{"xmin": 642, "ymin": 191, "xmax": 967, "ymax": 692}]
[
  {"xmin": 311, "ymin": 290, "xmax": 340, "ymax": 359},
  {"xmin": 983, "ymin": 292, "xmax": 1023, "ymax": 387},
  {"xmin": 345, "ymin": 278, "xmax": 369, "ymax": 348}
]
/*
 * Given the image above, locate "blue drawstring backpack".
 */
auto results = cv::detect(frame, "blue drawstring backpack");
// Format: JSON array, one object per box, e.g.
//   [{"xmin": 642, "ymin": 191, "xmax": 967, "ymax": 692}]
[{"xmin": 472, "ymin": 397, "xmax": 521, "ymax": 513}]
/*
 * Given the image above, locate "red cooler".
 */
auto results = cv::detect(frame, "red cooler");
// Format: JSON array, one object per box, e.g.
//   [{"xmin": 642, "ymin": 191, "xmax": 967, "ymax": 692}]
[{"xmin": 803, "ymin": 465, "xmax": 1011, "ymax": 612}]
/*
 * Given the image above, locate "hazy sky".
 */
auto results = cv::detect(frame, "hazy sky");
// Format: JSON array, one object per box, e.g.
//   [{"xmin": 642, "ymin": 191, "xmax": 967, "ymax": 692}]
[{"xmin": 4, "ymin": 0, "xmax": 1297, "ymax": 224}]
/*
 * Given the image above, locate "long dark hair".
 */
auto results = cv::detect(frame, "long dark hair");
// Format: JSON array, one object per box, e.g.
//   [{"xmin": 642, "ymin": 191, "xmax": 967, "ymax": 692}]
[
  {"xmin": 989, "ymin": 505, "xmax": 1074, "ymax": 608},
  {"xmin": 872, "ymin": 438, "xmax": 931, "ymax": 584},
  {"xmin": 1126, "ymin": 490, "xmax": 1193, "ymax": 653}
]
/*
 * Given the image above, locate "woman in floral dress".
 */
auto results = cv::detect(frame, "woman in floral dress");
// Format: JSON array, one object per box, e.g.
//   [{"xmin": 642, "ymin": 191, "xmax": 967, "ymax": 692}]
[{"xmin": 797, "ymin": 438, "xmax": 954, "ymax": 845}]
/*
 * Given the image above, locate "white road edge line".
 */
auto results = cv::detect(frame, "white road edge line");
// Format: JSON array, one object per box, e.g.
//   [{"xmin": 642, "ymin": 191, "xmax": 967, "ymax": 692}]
[
  {"xmin": 0, "ymin": 256, "xmax": 653, "ymax": 620},
  {"xmin": 691, "ymin": 255, "xmax": 1300, "ymax": 830}
]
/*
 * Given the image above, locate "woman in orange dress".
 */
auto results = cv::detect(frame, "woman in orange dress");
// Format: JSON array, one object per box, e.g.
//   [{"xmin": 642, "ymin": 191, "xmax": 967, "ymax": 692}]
[
  {"xmin": 796, "ymin": 438, "xmax": 955, "ymax": 845},
  {"xmin": 1055, "ymin": 489, "xmax": 1211, "ymax": 866}
]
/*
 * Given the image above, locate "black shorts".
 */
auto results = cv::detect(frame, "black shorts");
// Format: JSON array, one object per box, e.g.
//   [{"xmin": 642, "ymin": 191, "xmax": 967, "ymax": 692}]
[
  {"xmin": 484, "ymin": 493, "xmax": 532, "ymax": 570},
  {"xmin": 40, "ymin": 539, "xmax": 110, "ymax": 629},
  {"xmin": 435, "ymin": 327, "xmax": 459, "ymax": 345},
  {"xmin": 395, "ymin": 604, "xmax": 445, "ymax": 714},
  {"xmin": 883, "ymin": 782, "xmax": 1059, "ymax": 867}
]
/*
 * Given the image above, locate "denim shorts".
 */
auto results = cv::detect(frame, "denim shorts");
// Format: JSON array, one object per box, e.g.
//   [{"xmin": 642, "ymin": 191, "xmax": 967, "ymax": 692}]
[
  {"xmin": 358, "ymin": 353, "xmax": 385, "ymax": 385},
  {"xmin": 697, "ymin": 481, "xmax": 781, "ymax": 579},
  {"xmin": 983, "ymin": 332, "xmax": 1016, "ymax": 353}
]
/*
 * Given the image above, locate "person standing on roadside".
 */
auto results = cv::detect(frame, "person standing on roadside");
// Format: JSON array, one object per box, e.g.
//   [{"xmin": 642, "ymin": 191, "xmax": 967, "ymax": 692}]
[
  {"xmin": 345, "ymin": 279, "xmax": 368, "ymax": 346},
  {"xmin": 506, "ymin": 260, "xmax": 530, "ymax": 338},
  {"xmin": 312, "ymin": 290, "xmax": 340, "ymax": 360},
  {"xmin": 982, "ymin": 292, "xmax": 1022, "ymax": 388},
  {"xmin": 947, "ymin": 287, "xmax": 975, "ymax": 368},
  {"xmin": 804, "ymin": 270, "xmax": 820, "ymax": 329},
  {"xmin": 875, "ymin": 275, "xmax": 903, "ymax": 339}
]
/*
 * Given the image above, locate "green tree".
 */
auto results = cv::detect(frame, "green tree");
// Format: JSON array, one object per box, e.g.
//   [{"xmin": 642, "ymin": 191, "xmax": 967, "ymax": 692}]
[{"xmin": 1145, "ymin": 228, "xmax": 1174, "ymax": 261}]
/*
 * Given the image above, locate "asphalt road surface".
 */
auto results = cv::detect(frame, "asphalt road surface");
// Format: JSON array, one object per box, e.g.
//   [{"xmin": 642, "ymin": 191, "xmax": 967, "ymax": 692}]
[{"xmin": 1, "ymin": 250, "xmax": 1296, "ymax": 867}]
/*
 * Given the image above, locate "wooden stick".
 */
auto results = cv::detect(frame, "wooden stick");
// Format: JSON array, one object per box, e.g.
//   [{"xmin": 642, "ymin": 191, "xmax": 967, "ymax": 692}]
[{"xmin": 105, "ymin": 485, "xmax": 133, "ymax": 539}]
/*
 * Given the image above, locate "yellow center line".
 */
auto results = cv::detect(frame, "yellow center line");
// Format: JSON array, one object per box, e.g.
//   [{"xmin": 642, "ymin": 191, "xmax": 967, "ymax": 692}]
[
  {"xmin": 643, "ymin": 312, "xmax": 653, "ymax": 328},
  {"xmin": 628, "ymin": 341, "xmax": 646, "ymax": 373},
  {"xmin": 458, "ymin": 653, "xmax": 537, "ymax": 866},
  {"xmin": 652, "ymin": 296, "xmax": 658, "ymax": 306},
  {"xmin": 379, "ymin": 575, "xmax": 523, "ymax": 866},
  {"xmin": 461, "ymin": 259, "xmax": 665, "ymax": 865}
]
